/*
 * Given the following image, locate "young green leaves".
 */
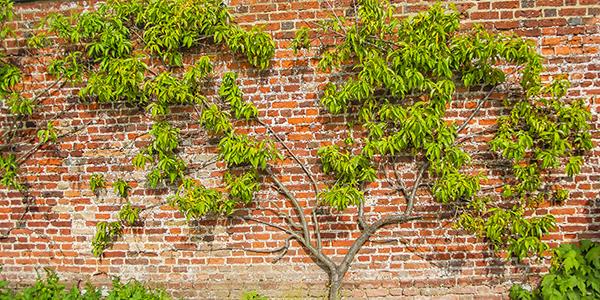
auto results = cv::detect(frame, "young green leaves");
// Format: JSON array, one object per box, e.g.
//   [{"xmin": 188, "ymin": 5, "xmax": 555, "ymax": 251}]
[
  {"xmin": 218, "ymin": 133, "xmax": 279, "ymax": 170},
  {"xmin": 510, "ymin": 240, "xmax": 600, "ymax": 300},
  {"xmin": 318, "ymin": 145, "xmax": 376, "ymax": 210},
  {"xmin": 219, "ymin": 72, "xmax": 258, "ymax": 120},
  {"xmin": 91, "ymin": 221, "xmax": 123, "ymax": 257},
  {"xmin": 92, "ymin": 201, "xmax": 140, "ymax": 257},
  {"xmin": 302, "ymin": 0, "xmax": 591, "ymax": 261},
  {"xmin": 89, "ymin": 174, "xmax": 106, "ymax": 195},
  {"xmin": 133, "ymin": 121, "xmax": 186, "ymax": 188},
  {"xmin": 167, "ymin": 178, "xmax": 224, "ymax": 219},
  {"xmin": 112, "ymin": 178, "xmax": 131, "ymax": 198},
  {"xmin": 0, "ymin": 154, "xmax": 22, "ymax": 191}
]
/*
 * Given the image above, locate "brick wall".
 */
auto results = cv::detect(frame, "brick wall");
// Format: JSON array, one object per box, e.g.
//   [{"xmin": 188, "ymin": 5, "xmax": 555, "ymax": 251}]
[{"xmin": 0, "ymin": 0, "xmax": 598, "ymax": 299}]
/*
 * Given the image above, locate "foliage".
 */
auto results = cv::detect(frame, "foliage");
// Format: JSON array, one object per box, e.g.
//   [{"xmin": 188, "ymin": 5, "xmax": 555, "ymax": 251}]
[
  {"xmin": 89, "ymin": 174, "xmax": 106, "ymax": 195},
  {"xmin": 0, "ymin": 0, "xmax": 280, "ymax": 257},
  {"xmin": 118, "ymin": 202, "xmax": 140, "ymax": 226},
  {"xmin": 291, "ymin": 27, "xmax": 310, "ymax": 54},
  {"xmin": 510, "ymin": 240, "xmax": 600, "ymax": 300},
  {"xmin": 219, "ymin": 72, "xmax": 258, "ymax": 120},
  {"xmin": 225, "ymin": 171, "xmax": 260, "ymax": 205},
  {"xmin": 241, "ymin": 290, "xmax": 269, "ymax": 300},
  {"xmin": 0, "ymin": 0, "xmax": 19, "ymax": 114},
  {"xmin": 91, "ymin": 199, "xmax": 141, "ymax": 256},
  {"xmin": 0, "ymin": 154, "xmax": 22, "ymax": 190},
  {"xmin": 133, "ymin": 121, "xmax": 187, "ymax": 188},
  {"xmin": 112, "ymin": 178, "xmax": 131, "ymax": 199},
  {"xmin": 303, "ymin": 0, "xmax": 591, "ymax": 261},
  {"xmin": 0, "ymin": 269, "xmax": 171, "ymax": 300},
  {"xmin": 317, "ymin": 145, "xmax": 376, "ymax": 210},
  {"xmin": 218, "ymin": 133, "xmax": 280, "ymax": 170},
  {"xmin": 0, "ymin": 0, "xmax": 594, "ymax": 298},
  {"xmin": 106, "ymin": 277, "xmax": 171, "ymax": 300},
  {"xmin": 91, "ymin": 221, "xmax": 123, "ymax": 257},
  {"xmin": 167, "ymin": 178, "xmax": 224, "ymax": 219}
]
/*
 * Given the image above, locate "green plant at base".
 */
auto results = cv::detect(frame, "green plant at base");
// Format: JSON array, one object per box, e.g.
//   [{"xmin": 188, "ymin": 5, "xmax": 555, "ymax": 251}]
[
  {"xmin": 0, "ymin": 269, "xmax": 171, "ymax": 300},
  {"xmin": 241, "ymin": 290, "xmax": 269, "ymax": 300},
  {"xmin": 510, "ymin": 240, "xmax": 600, "ymax": 300}
]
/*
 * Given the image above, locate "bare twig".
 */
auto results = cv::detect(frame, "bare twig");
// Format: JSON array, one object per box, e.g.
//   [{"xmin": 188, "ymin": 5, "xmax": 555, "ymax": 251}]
[
  {"xmin": 257, "ymin": 119, "xmax": 319, "ymax": 196},
  {"xmin": 263, "ymin": 207, "xmax": 303, "ymax": 230},
  {"xmin": 31, "ymin": 76, "xmax": 66, "ymax": 104},
  {"xmin": 16, "ymin": 121, "xmax": 92, "ymax": 165},
  {"xmin": 234, "ymin": 215, "xmax": 304, "ymax": 243},
  {"xmin": 456, "ymin": 85, "xmax": 498, "ymax": 135},
  {"xmin": 312, "ymin": 210, "xmax": 322, "ymax": 250},
  {"xmin": 391, "ymin": 156, "xmax": 408, "ymax": 198},
  {"xmin": 323, "ymin": 0, "xmax": 348, "ymax": 35},
  {"xmin": 454, "ymin": 126, "xmax": 498, "ymax": 144},
  {"xmin": 256, "ymin": 119, "xmax": 324, "ymax": 250},
  {"xmin": 337, "ymin": 214, "xmax": 421, "ymax": 276},
  {"xmin": 209, "ymin": 236, "xmax": 294, "ymax": 263}
]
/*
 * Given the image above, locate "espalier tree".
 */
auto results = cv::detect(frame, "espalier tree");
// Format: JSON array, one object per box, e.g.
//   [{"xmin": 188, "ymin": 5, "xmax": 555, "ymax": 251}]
[
  {"xmin": 0, "ymin": 0, "xmax": 278, "ymax": 254},
  {"xmin": 0, "ymin": 0, "xmax": 593, "ymax": 299},
  {"xmin": 288, "ymin": 1, "xmax": 591, "ymax": 297}
]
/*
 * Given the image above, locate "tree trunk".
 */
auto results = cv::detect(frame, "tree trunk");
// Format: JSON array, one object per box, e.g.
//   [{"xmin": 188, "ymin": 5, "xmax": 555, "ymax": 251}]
[{"xmin": 328, "ymin": 273, "xmax": 342, "ymax": 300}]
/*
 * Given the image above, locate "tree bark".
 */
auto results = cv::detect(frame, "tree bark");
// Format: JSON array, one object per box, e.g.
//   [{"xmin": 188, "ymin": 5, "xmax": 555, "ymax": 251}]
[{"xmin": 328, "ymin": 272, "xmax": 342, "ymax": 300}]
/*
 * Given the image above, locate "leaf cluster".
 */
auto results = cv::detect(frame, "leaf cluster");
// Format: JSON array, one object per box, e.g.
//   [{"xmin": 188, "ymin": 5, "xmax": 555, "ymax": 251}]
[
  {"xmin": 0, "ymin": 153, "xmax": 21, "ymax": 190},
  {"xmin": 302, "ymin": 0, "xmax": 592, "ymax": 259},
  {"xmin": 318, "ymin": 145, "xmax": 376, "ymax": 210},
  {"xmin": 0, "ymin": 269, "xmax": 171, "ymax": 300},
  {"xmin": 219, "ymin": 72, "xmax": 258, "ymax": 120},
  {"xmin": 91, "ymin": 202, "xmax": 140, "ymax": 256},
  {"xmin": 89, "ymin": 173, "xmax": 106, "ymax": 195},
  {"xmin": 133, "ymin": 121, "xmax": 187, "ymax": 188},
  {"xmin": 510, "ymin": 240, "xmax": 600, "ymax": 300}
]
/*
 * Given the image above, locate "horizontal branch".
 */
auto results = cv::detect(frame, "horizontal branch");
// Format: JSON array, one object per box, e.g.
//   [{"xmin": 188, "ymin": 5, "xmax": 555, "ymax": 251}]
[
  {"xmin": 16, "ymin": 121, "xmax": 92, "ymax": 165},
  {"xmin": 210, "ymin": 235, "xmax": 294, "ymax": 263}
]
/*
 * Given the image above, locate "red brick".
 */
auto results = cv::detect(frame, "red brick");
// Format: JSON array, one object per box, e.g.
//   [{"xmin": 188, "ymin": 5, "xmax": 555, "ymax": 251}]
[{"xmin": 0, "ymin": 1, "xmax": 597, "ymax": 299}]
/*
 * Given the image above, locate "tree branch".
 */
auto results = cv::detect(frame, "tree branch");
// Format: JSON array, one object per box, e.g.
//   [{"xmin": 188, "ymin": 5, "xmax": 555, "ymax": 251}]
[
  {"xmin": 31, "ymin": 76, "xmax": 66, "ymax": 104},
  {"xmin": 264, "ymin": 167, "xmax": 312, "ymax": 245},
  {"xmin": 16, "ymin": 121, "xmax": 92, "ymax": 165},
  {"xmin": 235, "ymin": 214, "xmax": 336, "ymax": 271},
  {"xmin": 323, "ymin": 0, "xmax": 348, "ymax": 35},
  {"xmin": 234, "ymin": 216, "xmax": 303, "ymax": 242},
  {"xmin": 405, "ymin": 161, "xmax": 429, "ymax": 216},
  {"xmin": 338, "ymin": 214, "xmax": 420, "ymax": 276},
  {"xmin": 257, "ymin": 119, "xmax": 319, "ymax": 196},
  {"xmin": 357, "ymin": 200, "xmax": 368, "ymax": 230},
  {"xmin": 454, "ymin": 126, "xmax": 498, "ymax": 144},
  {"xmin": 312, "ymin": 210, "xmax": 323, "ymax": 250},
  {"xmin": 390, "ymin": 156, "xmax": 408, "ymax": 198},
  {"xmin": 211, "ymin": 235, "xmax": 295, "ymax": 263},
  {"xmin": 263, "ymin": 207, "xmax": 302, "ymax": 230},
  {"xmin": 456, "ymin": 85, "xmax": 498, "ymax": 135}
]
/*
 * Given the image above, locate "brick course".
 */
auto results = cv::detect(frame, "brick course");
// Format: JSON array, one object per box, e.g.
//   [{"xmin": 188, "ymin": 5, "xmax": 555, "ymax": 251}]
[{"xmin": 0, "ymin": 0, "xmax": 599, "ymax": 299}]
